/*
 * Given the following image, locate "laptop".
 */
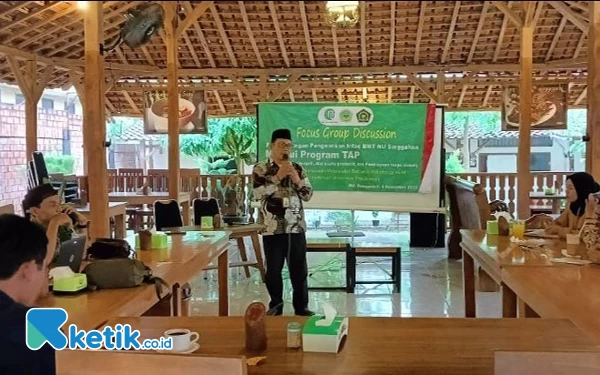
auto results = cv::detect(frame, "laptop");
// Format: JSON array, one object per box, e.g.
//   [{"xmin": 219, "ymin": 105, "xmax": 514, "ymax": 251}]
[{"xmin": 54, "ymin": 237, "xmax": 86, "ymax": 273}]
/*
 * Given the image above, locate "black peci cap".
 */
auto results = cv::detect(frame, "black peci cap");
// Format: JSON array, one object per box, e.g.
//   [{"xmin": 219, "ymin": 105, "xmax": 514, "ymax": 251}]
[{"xmin": 271, "ymin": 128, "xmax": 292, "ymax": 143}]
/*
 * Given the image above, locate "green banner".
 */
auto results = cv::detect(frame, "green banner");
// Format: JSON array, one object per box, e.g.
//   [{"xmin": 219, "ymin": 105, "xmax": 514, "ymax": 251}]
[{"xmin": 257, "ymin": 103, "xmax": 432, "ymax": 193}]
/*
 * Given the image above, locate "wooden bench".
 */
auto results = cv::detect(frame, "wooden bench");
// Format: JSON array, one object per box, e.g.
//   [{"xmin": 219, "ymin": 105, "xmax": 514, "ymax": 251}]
[
  {"xmin": 353, "ymin": 245, "xmax": 401, "ymax": 293},
  {"xmin": 306, "ymin": 238, "xmax": 354, "ymax": 293}
]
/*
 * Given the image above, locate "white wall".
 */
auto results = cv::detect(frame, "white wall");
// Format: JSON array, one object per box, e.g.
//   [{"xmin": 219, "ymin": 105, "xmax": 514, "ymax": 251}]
[{"xmin": 0, "ymin": 83, "xmax": 83, "ymax": 114}]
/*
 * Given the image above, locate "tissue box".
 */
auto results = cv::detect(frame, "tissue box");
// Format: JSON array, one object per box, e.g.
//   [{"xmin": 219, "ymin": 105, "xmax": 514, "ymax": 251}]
[
  {"xmin": 135, "ymin": 232, "xmax": 168, "ymax": 249},
  {"xmin": 302, "ymin": 315, "xmax": 349, "ymax": 354},
  {"xmin": 53, "ymin": 273, "xmax": 87, "ymax": 293}
]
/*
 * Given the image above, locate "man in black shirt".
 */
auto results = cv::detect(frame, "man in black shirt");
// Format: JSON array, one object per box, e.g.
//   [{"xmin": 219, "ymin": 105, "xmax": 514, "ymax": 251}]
[{"xmin": 0, "ymin": 214, "xmax": 55, "ymax": 374}]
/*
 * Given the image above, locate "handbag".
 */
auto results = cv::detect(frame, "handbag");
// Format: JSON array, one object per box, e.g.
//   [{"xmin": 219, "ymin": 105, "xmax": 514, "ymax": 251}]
[
  {"xmin": 82, "ymin": 258, "xmax": 169, "ymax": 300},
  {"xmin": 86, "ymin": 238, "xmax": 136, "ymax": 260}
]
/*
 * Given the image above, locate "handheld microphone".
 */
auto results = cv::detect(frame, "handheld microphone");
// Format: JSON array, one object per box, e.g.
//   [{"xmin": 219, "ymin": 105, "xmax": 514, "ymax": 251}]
[{"xmin": 282, "ymin": 154, "xmax": 289, "ymax": 161}]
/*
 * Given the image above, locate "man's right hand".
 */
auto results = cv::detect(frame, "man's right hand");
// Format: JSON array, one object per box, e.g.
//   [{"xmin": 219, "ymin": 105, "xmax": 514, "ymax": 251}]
[
  {"xmin": 276, "ymin": 163, "xmax": 292, "ymax": 180},
  {"xmin": 49, "ymin": 213, "xmax": 73, "ymax": 228}
]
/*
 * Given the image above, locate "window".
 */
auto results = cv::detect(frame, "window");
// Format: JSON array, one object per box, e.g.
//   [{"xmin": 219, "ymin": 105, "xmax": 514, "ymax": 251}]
[
  {"xmin": 41, "ymin": 98, "xmax": 54, "ymax": 110},
  {"xmin": 15, "ymin": 93, "xmax": 24, "ymax": 105},
  {"xmin": 66, "ymin": 101, "xmax": 76, "ymax": 114},
  {"xmin": 62, "ymin": 129, "xmax": 71, "ymax": 155},
  {"xmin": 530, "ymin": 152, "xmax": 551, "ymax": 172}
]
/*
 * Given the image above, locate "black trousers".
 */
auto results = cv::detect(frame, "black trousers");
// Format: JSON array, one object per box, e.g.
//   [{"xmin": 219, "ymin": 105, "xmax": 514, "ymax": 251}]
[{"xmin": 262, "ymin": 232, "xmax": 309, "ymax": 313}]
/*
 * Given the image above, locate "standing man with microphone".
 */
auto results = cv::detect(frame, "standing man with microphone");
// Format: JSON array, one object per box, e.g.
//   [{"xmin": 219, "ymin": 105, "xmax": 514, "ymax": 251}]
[{"xmin": 252, "ymin": 128, "xmax": 314, "ymax": 316}]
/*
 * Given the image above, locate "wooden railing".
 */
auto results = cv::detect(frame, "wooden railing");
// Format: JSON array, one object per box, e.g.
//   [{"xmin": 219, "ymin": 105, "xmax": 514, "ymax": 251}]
[
  {"xmin": 77, "ymin": 171, "xmax": 573, "ymax": 219},
  {"xmin": 448, "ymin": 172, "xmax": 571, "ymax": 215}
]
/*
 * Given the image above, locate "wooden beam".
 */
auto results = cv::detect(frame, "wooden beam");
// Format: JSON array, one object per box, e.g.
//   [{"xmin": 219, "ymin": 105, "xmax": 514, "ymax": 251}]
[
  {"xmin": 122, "ymin": 91, "xmax": 141, "ymax": 114},
  {"xmin": 176, "ymin": 1, "xmax": 213, "ymax": 37},
  {"xmin": 494, "ymin": 1, "xmax": 512, "ymax": 62},
  {"xmin": 405, "ymin": 73, "xmax": 438, "ymax": 102},
  {"xmin": 414, "ymin": 1, "xmax": 427, "ymax": 64},
  {"xmin": 524, "ymin": 1, "xmax": 537, "ymax": 27},
  {"xmin": 493, "ymin": 1, "xmax": 524, "ymax": 29},
  {"xmin": 573, "ymin": 32, "xmax": 586, "ymax": 58},
  {"xmin": 163, "ymin": 1, "xmax": 180, "ymax": 200},
  {"xmin": 259, "ymin": 73, "xmax": 268, "ymax": 101},
  {"xmin": 299, "ymin": 1, "xmax": 315, "ymax": 67},
  {"xmin": 0, "ymin": 1, "xmax": 34, "ymax": 20},
  {"xmin": 239, "ymin": 1, "xmax": 264, "ymax": 68},
  {"xmin": 387, "ymin": 86, "xmax": 393, "ymax": 103},
  {"xmin": 214, "ymin": 90, "xmax": 226, "ymax": 114},
  {"xmin": 458, "ymin": 85, "xmax": 468, "ymax": 107},
  {"xmin": 268, "ymin": 1, "xmax": 290, "ymax": 67},
  {"xmin": 230, "ymin": 77, "xmax": 259, "ymax": 103},
  {"xmin": 389, "ymin": 1, "xmax": 396, "ymax": 65},
  {"xmin": 409, "ymin": 86, "xmax": 416, "ymax": 103},
  {"xmin": 288, "ymin": 89, "xmax": 295, "ymax": 102},
  {"xmin": 141, "ymin": 46, "xmax": 156, "ymax": 66},
  {"xmin": 182, "ymin": 32, "xmax": 201, "ymax": 67},
  {"xmin": 337, "ymin": 88, "xmax": 343, "ymax": 102},
  {"xmin": 531, "ymin": 1, "xmax": 545, "ymax": 29},
  {"xmin": 588, "ymin": 2, "xmax": 600, "ymax": 176},
  {"xmin": 468, "ymin": 1, "xmax": 489, "ymax": 63},
  {"xmin": 575, "ymin": 86, "xmax": 587, "ymax": 105},
  {"xmin": 546, "ymin": 16, "xmax": 568, "ymax": 61},
  {"xmin": 236, "ymin": 90, "xmax": 248, "ymax": 113},
  {"xmin": 0, "ymin": 1, "xmax": 61, "ymax": 34},
  {"xmin": 6, "ymin": 56, "xmax": 31, "ymax": 100},
  {"xmin": 3, "ymin": 3, "xmax": 77, "ymax": 44},
  {"xmin": 517, "ymin": 25, "xmax": 533, "ymax": 220},
  {"xmin": 332, "ymin": 27, "xmax": 340, "ymax": 67},
  {"xmin": 269, "ymin": 74, "xmax": 300, "ymax": 101},
  {"xmin": 210, "ymin": 3, "xmax": 238, "ymax": 67},
  {"xmin": 445, "ymin": 72, "xmax": 477, "ymax": 101},
  {"xmin": 442, "ymin": 1, "xmax": 461, "ymax": 63},
  {"xmin": 360, "ymin": 1, "xmax": 367, "ymax": 67},
  {"xmin": 548, "ymin": 1, "xmax": 589, "ymax": 33},
  {"xmin": 184, "ymin": 1, "xmax": 216, "ymax": 68},
  {"xmin": 311, "ymin": 88, "xmax": 318, "ymax": 102},
  {"xmin": 436, "ymin": 72, "xmax": 446, "ymax": 104},
  {"xmin": 482, "ymin": 85, "xmax": 494, "ymax": 107},
  {"xmin": 83, "ymin": 1, "xmax": 109, "ymax": 240}
]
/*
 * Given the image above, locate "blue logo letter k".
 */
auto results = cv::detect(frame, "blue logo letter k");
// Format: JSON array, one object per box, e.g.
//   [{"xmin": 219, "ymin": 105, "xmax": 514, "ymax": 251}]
[{"xmin": 26, "ymin": 308, "xmax": 68, "ymax": 350}]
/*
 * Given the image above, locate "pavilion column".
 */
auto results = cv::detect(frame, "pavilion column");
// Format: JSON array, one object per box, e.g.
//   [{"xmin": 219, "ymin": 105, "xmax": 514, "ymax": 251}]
[
  {"xmin": 516, "ymin": 25, "xmax": 533, "ymax": 219},
  {"xmin": 588, "ymin": 3, "xmax": 600, "ymax": 177},
  {"xmin": 164, "ymin": 2, "xmax": 180, "ymax": 199},
  {"xmin": 83, "ymin": 1, "xmax": 109, "ymax": 239},
  {"xmin": 6, "ymin": 58, "xmax": 52, "ymax": 158}
]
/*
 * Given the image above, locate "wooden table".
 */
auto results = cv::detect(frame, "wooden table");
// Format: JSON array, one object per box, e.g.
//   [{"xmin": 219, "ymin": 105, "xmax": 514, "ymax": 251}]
[
  {"xmin": 170, "ymin": 223, "xmax": 266, "ymax": 282},
  {"xmin": 108, "ymin": 192, "xmax": 191, "ymax": 225},
  {"xmin": 38, "ymin": 231, "xmax": 230, "ymax": 330},
  {"xmin": 102, "ymin": 316, "xmax": 598, "ymax": 375},
  {"xmin": 460, "ymin": 229, "xmax": 585, "ymax": 318},
  {"xmin": 529, "ymin": 192, "xmax": 566, "ymax": 214},
  {"xmin": 77, "ymin": 202, "xmax": 127, "ymax": 238},
  {"xmin": 502, "ymin": 266, "xmax": 600, "ymax": 344}
]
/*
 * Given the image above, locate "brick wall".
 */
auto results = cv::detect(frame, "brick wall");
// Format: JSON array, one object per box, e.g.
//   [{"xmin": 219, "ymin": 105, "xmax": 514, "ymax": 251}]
[{"xmin": 0, "ymin": 105, "xmax": 83, "ymax": 213}]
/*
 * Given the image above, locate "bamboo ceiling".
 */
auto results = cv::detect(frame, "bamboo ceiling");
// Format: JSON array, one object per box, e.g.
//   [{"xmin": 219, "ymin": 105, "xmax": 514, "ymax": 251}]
[{"xmin": 0, "ymin": 1, "xmax": 591, "ymax": 117}]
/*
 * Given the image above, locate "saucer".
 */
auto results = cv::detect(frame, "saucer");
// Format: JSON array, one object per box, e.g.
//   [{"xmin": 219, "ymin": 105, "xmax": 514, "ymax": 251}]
[{"xmin": 171, "ymin": 342, "xmax": 199, "ymax": 354}]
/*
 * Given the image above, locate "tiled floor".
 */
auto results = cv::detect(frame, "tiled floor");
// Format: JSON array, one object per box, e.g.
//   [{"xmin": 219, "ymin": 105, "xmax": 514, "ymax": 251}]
[{"xmin": 188, "ymin": 232, "xmax": 502, "ymax": 318}]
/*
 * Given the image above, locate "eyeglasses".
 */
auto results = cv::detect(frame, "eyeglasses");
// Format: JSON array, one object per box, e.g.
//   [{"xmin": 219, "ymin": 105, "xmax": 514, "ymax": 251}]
[{"xmin": 276, "ymin": 142, "xmax": 292, "ymax": 149}]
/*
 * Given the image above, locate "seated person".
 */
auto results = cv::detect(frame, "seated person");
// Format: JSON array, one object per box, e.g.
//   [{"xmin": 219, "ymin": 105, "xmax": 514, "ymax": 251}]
[
  {"xmin": 0, "ymin": 214, "xmax": 55, "ymax": 374},
  {"xmin": 543, "ymin": 172, "xmax": 600, "ymax": 238},
  {"xmin": 22, "ymin": 184, "xmax": 88, "ymax": 266},
  {"xmin": 580, "ymin": 194, "xmax": 600, "ymax": 264}
]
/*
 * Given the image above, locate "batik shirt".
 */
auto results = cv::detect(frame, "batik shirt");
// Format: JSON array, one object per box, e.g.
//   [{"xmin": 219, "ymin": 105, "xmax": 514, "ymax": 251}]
[{"xmin": 252, "ymin": 158, "xmax": 313, "ymax": 236}]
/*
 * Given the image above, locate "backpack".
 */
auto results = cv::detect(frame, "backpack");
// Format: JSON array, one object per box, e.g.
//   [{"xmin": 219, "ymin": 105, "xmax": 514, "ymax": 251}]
[
  {"xmin": 86, "ymin": 238, "xmax": 136, "ymax": 260},
  {"xmin": 82, "ymin": 258, "xmax": 169, "ymax": 300}
]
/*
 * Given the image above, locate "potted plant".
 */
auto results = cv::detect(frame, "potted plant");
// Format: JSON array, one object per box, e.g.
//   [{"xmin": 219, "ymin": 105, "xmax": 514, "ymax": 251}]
[
  {"xmin": 372, "ymin": 211, "xmax": 380, "ymax": 227},
  {"xmin": 221, "ymin": 127, "xmax": 256, "ymax": 225}
]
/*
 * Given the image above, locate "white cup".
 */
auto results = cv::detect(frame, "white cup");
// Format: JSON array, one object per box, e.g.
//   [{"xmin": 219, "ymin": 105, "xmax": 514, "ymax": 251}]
[
  {"xmin": 164, "ymin": 329, "xmax": 199, "ymax": 352},
  {"xmin": 566, "ymin": 234, "xmax": 580, "ymax": 256}
]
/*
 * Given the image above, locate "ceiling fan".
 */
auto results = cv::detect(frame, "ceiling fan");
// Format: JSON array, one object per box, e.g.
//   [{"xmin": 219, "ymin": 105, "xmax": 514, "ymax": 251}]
[{"xmin": 102, "ymin": 2, "xmax": 165, "ymax": 54}]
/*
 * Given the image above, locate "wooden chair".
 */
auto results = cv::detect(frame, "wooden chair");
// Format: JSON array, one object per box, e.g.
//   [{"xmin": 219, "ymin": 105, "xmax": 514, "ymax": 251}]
[
  {"xmin": 56, "ymin": 350, "xmax": 246, "ymax": 375},
  {"xmin": 0, "ymin": 204, "xmax": 14, "ymax": 215}
]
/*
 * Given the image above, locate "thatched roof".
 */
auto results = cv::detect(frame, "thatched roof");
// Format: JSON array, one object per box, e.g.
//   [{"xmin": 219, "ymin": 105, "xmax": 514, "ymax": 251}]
[{"xmin": 0, "ymin": 1, "xmax": 590, "ymax": 117}]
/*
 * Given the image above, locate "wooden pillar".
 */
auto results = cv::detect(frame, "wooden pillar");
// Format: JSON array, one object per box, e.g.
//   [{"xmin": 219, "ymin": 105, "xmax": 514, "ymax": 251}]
[
  {"xmin": 516, "ymin": 25, "xmax": 533, "ymax": 219},
  {"xmin": 83, "ymin": 1, "xmax": 109, "ymax": 239},
  {"xmin": 164, "ymin": 2, "xmax": 180, "ymax": 199},
  {"xmin": 6, "ymin": 58, "xmax": 52, "ymax": 158},
  {"xmin": 588, "ymin": 3, "xmax": 600, "ymax": 177}
]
